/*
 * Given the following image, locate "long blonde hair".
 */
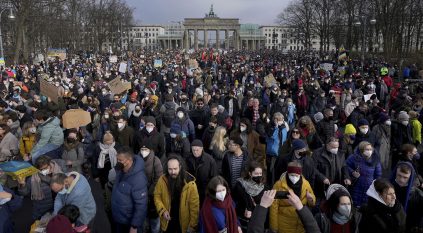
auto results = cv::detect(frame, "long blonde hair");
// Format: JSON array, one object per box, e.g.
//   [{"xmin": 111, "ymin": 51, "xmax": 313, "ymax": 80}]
[
  {"xmin": 210, "ymin": 126, "xmax": 227, "ymax": 151},
  {"xmin": 22, "ymin": 121, "xmax": 35, "ymax": 137}
]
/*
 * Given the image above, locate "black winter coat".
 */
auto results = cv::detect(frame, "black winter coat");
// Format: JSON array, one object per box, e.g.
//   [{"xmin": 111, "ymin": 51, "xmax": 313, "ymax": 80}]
[
  {"xmin": 359, "ymin": 197, "xmax": 406, "ymax": 233},
  {"xmin": 133, "ymin": 128, "xmax": 166, "ymax": 159},
  {"xmin": 185, "ymin": 152, "xmax": 217, "ymax": 205}
]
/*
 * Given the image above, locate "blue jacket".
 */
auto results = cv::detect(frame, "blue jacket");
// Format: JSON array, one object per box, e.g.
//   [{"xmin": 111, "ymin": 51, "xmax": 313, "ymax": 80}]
[
  {"xmin": 31, "ymin": 117, "xmax": 64, "ymax": 154},
  {"xmin": 266, "ymin": 125, "xmax": 288, "ymax": 156},
  {"xmin": 0, "ymin": 186, "xmax": 23, "ymax": 233},
  {"xmin": 171, "ymin": 117, "xmax": 196, "ymax": 141},
  {"xmin": 346, "ymin": 149, "xmax": 382, "ymax": 207},
  {"xmin": 112, "ymin": 156, "xmax": 148, "ymax": 228},
  {"xmin": 54, "ymin": 172, "xmax": 96, "ymax": 225}
]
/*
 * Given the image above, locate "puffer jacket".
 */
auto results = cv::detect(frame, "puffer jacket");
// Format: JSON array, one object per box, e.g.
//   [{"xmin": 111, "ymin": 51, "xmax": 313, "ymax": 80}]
[
  {"xmin": 170, "ymin": 115, "xmax": 196, "ymax": 142},
  {"xmin": 111, "ymin": 156, "xmax": 148, "ymax": 228},
  {"xmin": 154, "ymin": 172, "xmax": 199, "ymax": 232},
  {"xmin": 270, "ymin": 173, "xmax": 316, "ymax": 233},
  {"xmin": 345, "ymin": 149, "xmax": 382, "ymax": 207},
  {"xmin": 31, "ymin": 117, "xmax": 64, "ymax": 154}
]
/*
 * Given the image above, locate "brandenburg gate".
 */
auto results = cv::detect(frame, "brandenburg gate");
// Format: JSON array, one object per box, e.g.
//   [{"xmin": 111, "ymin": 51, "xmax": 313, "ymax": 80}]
[{"xmin": 182, "ymin": 5, "xmax": 241, "ymax": 50}]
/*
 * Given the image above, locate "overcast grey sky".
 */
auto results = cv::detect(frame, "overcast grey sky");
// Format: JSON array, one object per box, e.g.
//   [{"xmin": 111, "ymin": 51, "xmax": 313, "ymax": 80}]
[{"xmin": 124, "ymin": 0, "xmax": 291, "ymax": 25}]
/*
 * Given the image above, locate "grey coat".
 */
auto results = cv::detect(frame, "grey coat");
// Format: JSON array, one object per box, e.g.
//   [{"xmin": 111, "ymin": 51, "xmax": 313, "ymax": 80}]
[{"xmin": 372, "ymin": 123, "xmax": 391, "ymax": 170}]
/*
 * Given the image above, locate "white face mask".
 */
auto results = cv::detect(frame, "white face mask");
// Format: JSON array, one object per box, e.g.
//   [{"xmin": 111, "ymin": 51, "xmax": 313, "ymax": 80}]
[
  {"xmin": 288, "ymin": 174, "xmax": 301, "ymax": 184},
  {"xmin": 329, "ymin": 148, "xmax": 339, "ymax": 155},
  {"xmin": 0, "ymin": 197, "xmax": 11, "ymax": 205},
  {"xmin": 29, "ymin": 127, "xmax": 37, "ymax": 134},
  {"xmin": 240, "ymin": 126, "xmax": 247, "ymax": 132},
  {"xmin": 215, "ymin": 190, "xmax": 227, "ymax": 202},
  {"xmin": 359, "ymin": 127, "xmax": 369, "ymax": 134},
  {"xmin": 117, "ymin": 123, "xmax": 125, "ymax": 129},
  {"xmin": 363, "ymin": 150, "xmax": 372, "ymax": 158},
  {"xmin": 337, "ymin": 204, "xmax": 351, "ymax": 217},
  {"xmin": 140, "ymin": 150, "xmax": 150, "ymax": 158},
  {"xmin": 402, "ymin": 121, "xmax": 409, "ymax": 126},
  {"xmin": 177, "ymin": 112, "xmax": 184, "ymax": 119},
  {"xmin": 104, "ymin": 114, "xmax": 109, "ymax": 119},
  {"xmin": 170, "ymin": 133, "xmax": 177, "ymax": 138},
  {"xmin": 40, "ymin": 168, "xmax": 50, "ymax": 176},
  {"xmin": 146, "ymin": 126, "xmax": 154, "ymax": 133},
  {"xmin": 277, "ymin": 121, "xmax": 284, "ymax": 126},
  {"xmin": 385, "ymin": 120, "xmax": 391, "ymax": 126}
]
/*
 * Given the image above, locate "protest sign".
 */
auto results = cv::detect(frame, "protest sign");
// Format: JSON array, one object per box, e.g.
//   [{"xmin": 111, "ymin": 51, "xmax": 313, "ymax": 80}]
[
  {"xmin": 154, "ymin": 59, "xmax": 163, "ymax": 68},
  {"xmin": 0, "ymin": 161, "xmax": 39, "ymax": 181},
  {"xmin": 320, "ymin": 63, "xmax": 333, "ymax": 71},
  {"xmin": 188, "ymin": 59, "xmax": 198, "ymax": 69},
  {"xmin": 0, "ymin": 57, "xmax": 5, "ymax": 67},
  {"xmin": 119, "ymin": 62, "xmax": 127, "ymax": 73},
  {"xmin": 363, "ymin": 94, "xmax": 374, "ymax": 102},
  {"xmin": 264, "ymin": 73, "xmax": 278, "ymax": 87},
  {"xmin": 108, "ymin": 77, "xmax": 130, "ymax": 94},
  {"xmin": 110, "ymin": 55, "xmax": 118, "ymax": 63},
  {"xmin": 62, "ymin": 109, "xmax": 92, "ymax": 129},
  {"xmin": 47, "ymin": 48, "xmax": 67, "ymax": 60},
  {"xmin": 40, "ymin": 78, "xmax": 59, "ymax": 103}
]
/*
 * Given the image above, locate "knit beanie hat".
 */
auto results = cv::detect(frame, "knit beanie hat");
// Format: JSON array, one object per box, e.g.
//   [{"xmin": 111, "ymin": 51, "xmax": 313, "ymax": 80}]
[
  {"xmin": 46, "ymin": 215, "xmax": 74, "ymax": 233},
  {"xmin": 344, "ymin": 124, "xmax": 357, "ymax": 135},
  {"xmin": 191, "ymin": 139, "xmax": 203, "ymax": 147},
  {"xmin": 314, "ymin": 112, "xmax": 324, "ymax": 123},
  {"xmin": 292, "ymin": 139, "xmax": 307, "ymax": 151},
  {"xmin": 144, "ymin": 116, "xmax": 156, "ymax": 126},
  {"xmin": 398, "ymin": 111, "xmax": 410, "ymax": 121},
  {"xmin": 103, "ymin": 132, "xmax": 114, "ymax": 144},
  {"xmin": 357, "ymin": 119, "xmax": 369, "ymax": 127},
  {"xmin": 376, "ymin": 113, "xmax": 389, "ymax": 123},
  {"xmin": 170, "ymin": 124, "xmax": 182, "ymax": 135}
]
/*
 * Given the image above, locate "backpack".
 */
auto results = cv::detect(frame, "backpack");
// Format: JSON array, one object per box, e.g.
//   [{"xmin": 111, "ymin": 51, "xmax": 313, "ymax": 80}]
[{"xmin": 162, "ymin": 105, "xmax": 176, "ymax": 128}]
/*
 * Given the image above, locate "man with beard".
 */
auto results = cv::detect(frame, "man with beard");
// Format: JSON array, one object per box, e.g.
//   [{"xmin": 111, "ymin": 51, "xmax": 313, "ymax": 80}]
[{"xmin": 154, "ymin": 155, "xmax": 199, "ymax": 233}]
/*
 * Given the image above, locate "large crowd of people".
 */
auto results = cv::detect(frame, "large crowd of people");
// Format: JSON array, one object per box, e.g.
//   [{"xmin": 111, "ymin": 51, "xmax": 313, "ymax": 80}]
[{"xmin": 0, "ymin": 49, "xmax": 423, "ymax": 233}]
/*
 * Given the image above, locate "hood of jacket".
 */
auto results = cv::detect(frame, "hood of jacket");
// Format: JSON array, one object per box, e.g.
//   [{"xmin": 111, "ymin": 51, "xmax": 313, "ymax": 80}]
[{"xmin": 366, "ymin": 180, "xmax": 388, "ymax": 206}]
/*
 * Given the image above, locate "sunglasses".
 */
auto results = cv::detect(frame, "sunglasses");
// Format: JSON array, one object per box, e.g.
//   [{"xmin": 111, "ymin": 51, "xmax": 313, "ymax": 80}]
[{"xmin": 292, "ymin": 130, "xmax": 300, "ymax": 134}]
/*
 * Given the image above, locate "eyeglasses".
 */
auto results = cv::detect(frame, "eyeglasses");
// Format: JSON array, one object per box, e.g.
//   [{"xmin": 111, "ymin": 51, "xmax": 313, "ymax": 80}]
[{"xmin": 292, "ymin": 130, "xmax": 300, "ymax": 134}]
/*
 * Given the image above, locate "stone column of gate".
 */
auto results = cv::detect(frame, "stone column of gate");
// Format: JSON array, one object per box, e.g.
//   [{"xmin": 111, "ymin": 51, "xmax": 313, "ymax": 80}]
[
  {"xmin": 204, "ymin": 29, "xmax": 208, "ymax": 48},
  {"xmin": 253, "ymin": 39, "xmax": 256, "ymax": 51},
  {"xmin": 216, "ymin": 30, "xmax": 220, "ymax": 49},
  {"xmin": 225, "ymin": 29, "xmax": 229, "ymax": 50},
  {"xmin": 235, "ymin": 30, "xmax": 239, "ymax": 50},
  {"xmin": 184, "ymin": 30, "xmax": 188, "ymax": 50},
  {"xmin": 194, "ymin": 29, "xmax": 198, "ymax": 50}
]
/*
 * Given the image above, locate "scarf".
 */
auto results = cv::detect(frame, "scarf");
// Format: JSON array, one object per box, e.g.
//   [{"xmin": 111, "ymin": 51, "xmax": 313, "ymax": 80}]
[
  {"xmin": 200, "ymin": 194, "xmax": 238, "ymax": 233},
  {"xmin": 332, "ymin": 211, "xmax": 350, "ymax": 225},
  {"xmin": 237, "ymin": 178, "xmax": 264, "ymax": 197},
  {"xmin": 287, "ymin": 174, "xmax": 303, "ymax": 197},
  {"xmin": 252, "ymin": 108, "xmax": 259, "ymax": 127},
  {"xmin": 31, "ymin": 161, "xmax": 62, "ymax": 200},
  {"xmin": 98, "ymin": 142, "xmax": 117, "ymax": 169}
]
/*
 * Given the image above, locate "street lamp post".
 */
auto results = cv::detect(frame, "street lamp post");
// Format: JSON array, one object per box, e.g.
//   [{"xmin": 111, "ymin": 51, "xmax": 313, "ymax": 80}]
[
  {"xmin": 355, "ymin": 15, "xmax": 376, "ymax": 67},
  {"xmin": 0, "ymin": 8, "xmax": 15, "ymax": 62}
]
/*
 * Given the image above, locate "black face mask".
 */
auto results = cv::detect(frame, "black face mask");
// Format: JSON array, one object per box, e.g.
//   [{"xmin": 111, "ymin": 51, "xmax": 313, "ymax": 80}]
[
  {"xmin": 298, "ymin": 151, "xmax": 308, "ymax": 157},
  {"xmin": 252, "ymin": 176, "xmax": 262, "ymax": 184},
  {"xmin": 115, "ymin": 162, "xmax": 124, "ymax": 171},
  {"xmin": 326, "ymin": 116, "xmax": 333, "ymax": 121}
]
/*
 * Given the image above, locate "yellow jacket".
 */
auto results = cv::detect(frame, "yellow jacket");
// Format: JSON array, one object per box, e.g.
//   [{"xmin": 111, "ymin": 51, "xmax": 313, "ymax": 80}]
[
  {"xmin": 270, "ymin": 173, "xmax": 316, "ymax": 233},
  {"xmin": 411, "ymin": 118, "xmax": 422, "ymax": 144},
  {"xmin": 154, "ymin": 172, "xmax": 199, "ymax": 232},
  {"xmin": 19, "ymin": 134, "xmax": 36, "ymax": 156}
]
